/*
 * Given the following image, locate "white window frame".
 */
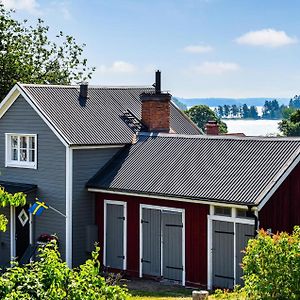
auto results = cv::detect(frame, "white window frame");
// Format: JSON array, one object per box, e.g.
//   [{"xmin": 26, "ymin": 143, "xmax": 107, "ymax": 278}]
[{"xmin": 5, "ymin": 133, "xmax": 37, "ymax": 169}]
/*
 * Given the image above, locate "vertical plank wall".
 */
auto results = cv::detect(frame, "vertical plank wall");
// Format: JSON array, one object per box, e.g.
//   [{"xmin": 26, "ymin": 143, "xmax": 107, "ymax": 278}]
[{"xmin": 95, "ymin": 193, "xmax": 209, "ymax": 287}]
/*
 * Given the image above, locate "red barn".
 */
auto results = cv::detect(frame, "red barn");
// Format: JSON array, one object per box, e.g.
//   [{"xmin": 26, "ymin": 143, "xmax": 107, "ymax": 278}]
[{"xmin": 87, "ymin": 132, "xmax": 300, "ymax": 289}]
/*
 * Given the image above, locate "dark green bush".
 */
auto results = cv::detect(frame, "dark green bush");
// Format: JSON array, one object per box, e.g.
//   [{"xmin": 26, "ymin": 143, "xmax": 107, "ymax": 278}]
[{"xmin": 0, "ymin": 241, "xmax": 129, "ymax": 299}]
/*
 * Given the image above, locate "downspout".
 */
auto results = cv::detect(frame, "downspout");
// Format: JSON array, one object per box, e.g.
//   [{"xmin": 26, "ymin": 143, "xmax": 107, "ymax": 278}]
[{"xmin": 247, "ymin": 206, "xmax": 259, "ymax": 237}]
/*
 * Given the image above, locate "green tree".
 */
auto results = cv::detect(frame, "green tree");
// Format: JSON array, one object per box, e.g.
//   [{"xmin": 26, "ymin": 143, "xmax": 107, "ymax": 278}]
[
  {"xmin": 223, "ymin": 105, "xmax": 230, "ymax": 117},
  {"xmin": 249, "ymin": 105, "xmax": 259, "ymax": 119},
  {"xmin": 231, "ymin": 104, "xmax": 239, "ymax": 117},
  {"xmin": 289, "ymin": 95, "xmax": 300, "ymax": 109},
  {"xmin": 217, "ymin": 105, "xmax": 224, "ymax": 117},
  {"xmin": 279, "ymin": 109, "xmax": 300, "ymax": 136},
  {"xmin": 262, "ymin": 99, "xmax": 282, "ymax": 119},
  {"xmin": 241, "ymin": 104, "xmax": 250, "ymax": 118},
  {"xmin": 0, "ymin": 4, "xmax": 95, "ymax": 101},
  {"xmin": 185, "ymin": 105, "xmax": 227, "ymax": 133}
]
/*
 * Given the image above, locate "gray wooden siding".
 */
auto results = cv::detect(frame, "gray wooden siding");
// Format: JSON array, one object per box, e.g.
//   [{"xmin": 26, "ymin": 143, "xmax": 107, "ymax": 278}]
[
  {"xmin": 72, "ymin": 147, "xmax": 121, "ymax": 266},
  {"xmin": 0, "ymin": 95, "xmax": 66, "ymax": 263}
]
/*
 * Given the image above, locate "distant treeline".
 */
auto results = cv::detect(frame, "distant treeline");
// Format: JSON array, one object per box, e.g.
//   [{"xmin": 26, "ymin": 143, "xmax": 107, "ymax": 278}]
[{"xmin": 215, "ymin": 96, "xmax": 300, "ymax": 120}]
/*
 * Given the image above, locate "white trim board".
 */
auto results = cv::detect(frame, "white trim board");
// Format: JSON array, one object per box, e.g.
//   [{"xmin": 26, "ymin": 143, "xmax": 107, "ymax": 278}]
[
  {"xmin": 88, "ymin": 188, "xmax": 251, "ymax": 210},
  {"xmin": 139, "ymin": 204, "xmax": 186, "ymax": 286},
  {"xmin": 65, "ymin": 147, "xmax": 73, "ymax": 267},
  {"xmin": 103, "ymin": 200, "xmax": 127, "ymax": 270},
  {"xmin": 0, "ymin": 84, "xmax": 69, "ymax": 147}
]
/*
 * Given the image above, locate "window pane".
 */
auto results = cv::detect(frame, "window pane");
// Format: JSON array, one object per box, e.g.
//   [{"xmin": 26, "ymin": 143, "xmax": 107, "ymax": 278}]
[
  {"xmin": 20, "ymin": 149, "xmax": 27, "ymax": 161},
  {"xmin": 11, "ymin": 136, "xmax": 18, "ymax": 148},
  {"xmin": 11, "ymin": 148, "xmax": 18, "ymax": 161},
  {"xmin": 20, "ymin": 136, "xmax": 27, "ymax": 148},
  {"xmin": 214, "ymin": 206, "xmax": 232, "ymax": 217},
  {"xmin": 236, "ymin": 209, "xmax": 247, "ymax": 218},
  {"xmin": 29, "ymin": 150, "xmax": 35, "ymax": 162},
  {"xmin": 29, "ymin": 136, "xmax": 35, "ymax": 149}
]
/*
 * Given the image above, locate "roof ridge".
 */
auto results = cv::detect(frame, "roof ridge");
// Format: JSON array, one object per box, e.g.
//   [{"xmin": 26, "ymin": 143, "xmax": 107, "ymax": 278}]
[
  {"xmin": 20, "ymin": 83, "xmax": 153, "ymax": 89},
  {"xmin": 137, "ymin": 131, "xmax": 300, "ymax": 142}
]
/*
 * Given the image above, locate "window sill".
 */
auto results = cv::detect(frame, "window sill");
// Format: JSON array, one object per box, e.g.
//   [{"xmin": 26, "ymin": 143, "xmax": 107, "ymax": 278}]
[{"xmin": 5, "ymin": 162, "xmax": 37, "ymax": 170}]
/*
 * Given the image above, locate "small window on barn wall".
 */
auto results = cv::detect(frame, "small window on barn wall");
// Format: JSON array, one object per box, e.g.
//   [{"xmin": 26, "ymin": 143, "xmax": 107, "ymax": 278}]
[
  {"xmin": 214, "ymin": 206, "xmax": 232, "ymax": 217},
  {"xmin": 236, "ymin": 209, "xmax": 252, "ymax": 219},
  {"xmin": 5, "ymin": 134, "xmax": 37, "ymax": 169}
]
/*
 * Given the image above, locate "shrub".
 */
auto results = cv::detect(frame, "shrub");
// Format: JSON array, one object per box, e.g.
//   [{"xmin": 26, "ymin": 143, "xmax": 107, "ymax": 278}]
[
  {"xmin": 0, "ymin": 241, "xmax": 129, "ymax": 299},
  {"xmin": 242, "ymin": 226, "xmax": 300, "ymax": 299}
]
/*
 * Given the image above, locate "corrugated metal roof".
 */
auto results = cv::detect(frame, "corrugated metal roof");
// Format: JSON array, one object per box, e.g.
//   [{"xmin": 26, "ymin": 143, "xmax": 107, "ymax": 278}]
[
  {"xmin": 87, "ymin": 133, "xmax": 300, "ymax": 205},
  {"xmin": 19, "ymin": 84, "xmax": 201, "ymax": 145}
]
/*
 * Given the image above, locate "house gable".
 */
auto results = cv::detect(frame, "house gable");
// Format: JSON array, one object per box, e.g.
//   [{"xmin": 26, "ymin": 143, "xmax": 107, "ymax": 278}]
[{"xmin": 0, "ymin": 94, "xmax": 67, "ymax": 260}]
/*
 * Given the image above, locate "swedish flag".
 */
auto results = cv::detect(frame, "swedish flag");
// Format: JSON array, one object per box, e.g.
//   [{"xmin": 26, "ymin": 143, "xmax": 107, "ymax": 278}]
[{"xmin": 28, "ymin": 200, "xmax": 49, "ymax": 216}]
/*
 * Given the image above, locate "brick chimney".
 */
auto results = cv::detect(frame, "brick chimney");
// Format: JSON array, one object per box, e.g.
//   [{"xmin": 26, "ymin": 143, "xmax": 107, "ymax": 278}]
[
  {"xmin": 140, "ymin": 70, "xmax": 171, "ymax": 132},
  {"xmin": 205, "ymin": 120, "xmax": 219, "ymax": 135}
]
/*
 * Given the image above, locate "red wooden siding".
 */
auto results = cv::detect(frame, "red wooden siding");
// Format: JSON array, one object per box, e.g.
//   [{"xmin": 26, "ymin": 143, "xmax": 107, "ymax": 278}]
[
  {"xmin": 95, "ymin": 193, "xmax": 209, "ymax": 287},
  {"xmin": 259, "ymin": 163, "xmax": 300, "ymax": 233}
]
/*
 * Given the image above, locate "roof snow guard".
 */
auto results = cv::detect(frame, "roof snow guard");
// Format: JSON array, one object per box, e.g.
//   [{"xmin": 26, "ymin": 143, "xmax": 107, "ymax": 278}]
[{"xmin": 87, "ymin": 133, "xmax": 300, "ymax": 207}]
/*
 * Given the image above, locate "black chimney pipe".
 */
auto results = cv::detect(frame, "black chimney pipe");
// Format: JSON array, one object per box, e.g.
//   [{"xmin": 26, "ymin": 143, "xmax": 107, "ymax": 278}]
[
  {"xmin": 80, "ymin": 82, "xmax": 88, "ymax": 99},
  {"xmin": 155, "ymin": 70, "xmax": 161, "ymax": 94}
]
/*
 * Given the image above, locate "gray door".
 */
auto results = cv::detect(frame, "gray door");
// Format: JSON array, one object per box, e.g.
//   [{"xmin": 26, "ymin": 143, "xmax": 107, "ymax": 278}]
[
  {"xmin": 142, "ymin": 208, "xmax": 161, "ymax": 276},
  {"xmin": 162, "ymin": 211, "xmax": 183, "ymax": 282},
  {"xmin": 212, "ymin": 220, "xmax": 234, "ymax": 289},
  {"xmin": 236, "ymin": 223, "xmax": 254, "ymax": 285},
  {"xmin": 105, "ymin": 203, "xmax": 125, "ymax": 269}
]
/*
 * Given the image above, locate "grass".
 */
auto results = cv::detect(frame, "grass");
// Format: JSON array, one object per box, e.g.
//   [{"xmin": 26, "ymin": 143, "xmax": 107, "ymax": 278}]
[{"xmin": 130, "ymin": 288, "xmax": 192, "ymax": 299}]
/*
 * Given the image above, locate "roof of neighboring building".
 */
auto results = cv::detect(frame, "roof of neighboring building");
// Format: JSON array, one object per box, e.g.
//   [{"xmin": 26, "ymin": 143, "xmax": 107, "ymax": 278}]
[
  {"xmin": 87, "ymin": 133, "xmax": 300, "ymax": 206},
  {"xmin": 0, "ymin": 181, "xmax": 37, "ymax": 194},
  {"xmin": 18, "ymin": 84, "xmax": 201, "ymax": 145}
]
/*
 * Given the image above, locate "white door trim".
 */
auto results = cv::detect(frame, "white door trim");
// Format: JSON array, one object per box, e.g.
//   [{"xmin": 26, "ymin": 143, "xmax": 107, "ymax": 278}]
[
  {"xmin": 10, "ymin": 206, "xmax": 16, "ymax": 260},
  {"xmin": 104, "ymin": 200, "xmax": 127, "ymax": 270},
  {"xmin": 139, "ymin": 204, "xmax": 186, "ymax": 286},
  {"xmin": 207, "ymin": 205, "xmax": 255, "ymax": 290}
]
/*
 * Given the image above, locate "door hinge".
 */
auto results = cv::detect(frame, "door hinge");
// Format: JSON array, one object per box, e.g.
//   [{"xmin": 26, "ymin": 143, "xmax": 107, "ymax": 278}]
[
  {"xmin": 118, "ymin": 216, "xmax": 125, "ymax": 220},
  {"xmin": 141, "ymin": 219, "xmax": 149, "ymax": 224},
  {"xmin": 141, "ymin": 258, "xmax": 151, "ymax": 263}
]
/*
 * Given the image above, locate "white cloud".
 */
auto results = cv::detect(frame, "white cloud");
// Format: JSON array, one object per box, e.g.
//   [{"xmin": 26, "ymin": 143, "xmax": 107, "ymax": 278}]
[
  {"xmin": 97, "ymin": 61, "xmax": 137, "ymax": 74},
  {"xmin": 1, "ymin": 0, "xmax": 40, "ymax": 14},
  {"xmin": 184, "ymin": 45, "xmax": 213, "ymax": 53},
  {"xmin": 192, "ymin": 61, "xmax": 240, "ymax": 75},
  {"xmin": 236, "ymin": 28, "xmax": 297, "ymax": 48}
]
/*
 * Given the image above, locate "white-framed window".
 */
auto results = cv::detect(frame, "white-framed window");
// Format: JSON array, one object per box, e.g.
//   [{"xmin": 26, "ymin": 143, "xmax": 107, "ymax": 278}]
[{"xmin": 5, "ymin": 133, "xmax": 37, "ymax": 169}]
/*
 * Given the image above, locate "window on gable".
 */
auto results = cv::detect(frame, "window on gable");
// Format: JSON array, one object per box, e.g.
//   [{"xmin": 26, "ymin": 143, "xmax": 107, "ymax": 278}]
[{"xmin": 6, "ymin": 134, "xmax": 37, "ymax": 169}]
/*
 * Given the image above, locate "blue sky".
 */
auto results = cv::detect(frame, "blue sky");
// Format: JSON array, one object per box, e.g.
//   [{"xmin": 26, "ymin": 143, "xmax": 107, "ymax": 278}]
[{"xmin": 3, "ymin": 0, "xmax": 300, "ymax": 98}]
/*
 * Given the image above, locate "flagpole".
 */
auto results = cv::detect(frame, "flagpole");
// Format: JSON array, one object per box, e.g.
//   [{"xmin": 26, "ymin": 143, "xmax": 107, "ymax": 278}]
[{"xmin": 48, "ymin": 205, "xmax": 66, "ymax": 218}]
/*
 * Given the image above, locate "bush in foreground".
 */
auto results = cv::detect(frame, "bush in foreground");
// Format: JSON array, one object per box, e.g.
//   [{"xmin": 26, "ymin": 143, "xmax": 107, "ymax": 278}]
[
  {"xmin": 213, "ymin": 226, "xmax": 300, "ymax": 299},
  {"xmin": 0, "ymin": 241, "xmax": 129, "ymax": 299}
]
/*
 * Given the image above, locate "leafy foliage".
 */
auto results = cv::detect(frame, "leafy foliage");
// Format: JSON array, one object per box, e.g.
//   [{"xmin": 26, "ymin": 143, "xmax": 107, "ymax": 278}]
[
  {"xmin": 242, "ymin": 227, "xmax": 300, "ymax": 299},
  {"xmin": 279, "ymin": 109, "xmax": 300, "ymax": 136},
  {"xmin": 185, "ymin": 105, "xmax": 227, "ymax": 133},
  {"xmin": 0, "ymin": 241, "xmax": 129, "ymax": 299},
  {"xmin": 0, "ymin": 187, "xmax": 27, "ymax": 232},
  {"xmin": 0, "ymin": 4, "xmax": 95, "ymax": 101}
]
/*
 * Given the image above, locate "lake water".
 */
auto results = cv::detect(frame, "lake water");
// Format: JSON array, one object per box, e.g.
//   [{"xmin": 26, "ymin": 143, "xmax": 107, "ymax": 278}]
[{"xmin": 223, "ymin": 119, "xmax": 281, "ymax": 136}]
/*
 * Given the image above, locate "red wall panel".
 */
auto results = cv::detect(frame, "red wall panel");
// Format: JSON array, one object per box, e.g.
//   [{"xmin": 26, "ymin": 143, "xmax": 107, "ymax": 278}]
[
  {"xmin": 259, "ymin": 163, "xmax": 300, "ymax": 233},
  {"xmin": 95, "ymin": 192, "xmax": 209, "ymax": 287}
]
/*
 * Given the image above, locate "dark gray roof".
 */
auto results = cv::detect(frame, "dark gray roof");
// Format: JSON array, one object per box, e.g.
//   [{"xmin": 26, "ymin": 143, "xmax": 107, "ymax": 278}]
[
  {"xmin": 19, "ymin": 84, "xmax": 201, "ymax": 145},
  {"xmin": 87, "ymin": 133, "xmax": 300, "ymax": 205},
  {"xmin": 0, "ymin": 181, "xmax": 37, "ymax": 194}
]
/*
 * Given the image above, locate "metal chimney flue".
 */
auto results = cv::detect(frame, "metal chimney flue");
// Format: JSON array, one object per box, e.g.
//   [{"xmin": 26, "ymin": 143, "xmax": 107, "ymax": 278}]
[
  {"xmin": 80, "ymin": 82, "xmax": 88, "ymax": 99},
  {"xmin": 155, "ymin": 70, "xmax": 161, "ymax": 94}
]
